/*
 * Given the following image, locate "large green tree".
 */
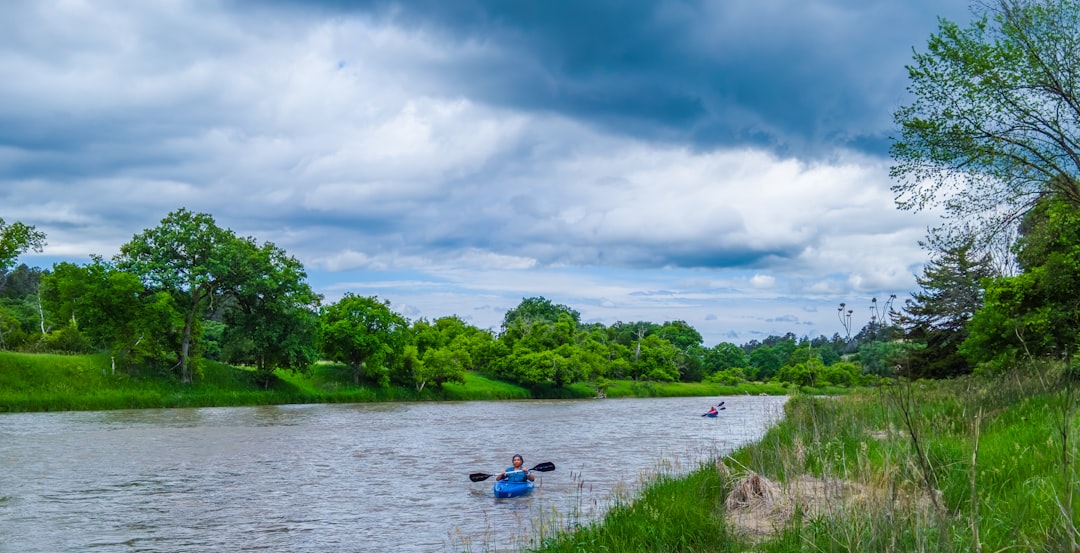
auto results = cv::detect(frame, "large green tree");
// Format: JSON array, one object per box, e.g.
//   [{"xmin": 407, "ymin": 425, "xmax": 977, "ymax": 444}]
[
  {"xmin": 41, "ymin": 259, "xmax": 179, "ymax": 373},
  {"xmin": 406, "ymin": 316, "xmax": 485, "ymax": 391},
  {"xmin": 115, "ymin": 209, "xmax": 244, "ymax": 383},
  {"xmin": 703, "ymin": 342, "xmax": 749, "ymax": 373},
  {"xmin": 891, "ymin": 0, "xmax": 1080, "ymax": 251},
  {"xmin": 220, "ymin": 239, "xmax": 322, "ymax": 386},
  {"xmin": 500, "ymin": 296, "xmax": 580, "ymax": 336},
  {"xmin": 895, "ymin": 238, "xmax": 995, "ymax": 377},
  {"xmin": 962, "ymin": 194, "xmax": 1080, "ymax": 370},
  {"xmin": 0, "ymin": 218, "xmax": 46, "ymax": 272},
  {"xmin": 320, "ymin": 294, "xmax": 409, "ymax": 386}
]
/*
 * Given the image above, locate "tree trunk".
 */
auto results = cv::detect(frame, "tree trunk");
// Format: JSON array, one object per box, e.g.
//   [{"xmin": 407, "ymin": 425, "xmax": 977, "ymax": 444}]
[{"xmin": 180, "ymin": 301, "xmax": 198, "ymax": 384}]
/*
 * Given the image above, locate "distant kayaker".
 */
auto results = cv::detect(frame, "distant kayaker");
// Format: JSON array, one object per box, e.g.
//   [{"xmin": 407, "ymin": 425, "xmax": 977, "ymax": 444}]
[
  {"xmin": 496, "ymin": 454, "xmax": 535, "ymax": 483},
  {"xmin": 707, "ymin": 406, "xmax": 718, "ymax": 415}
]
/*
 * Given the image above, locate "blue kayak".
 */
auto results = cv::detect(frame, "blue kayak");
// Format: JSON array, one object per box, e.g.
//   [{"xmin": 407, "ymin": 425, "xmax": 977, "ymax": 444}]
[
  {"xmin": 493, "ymin": 479, "xmax": 534, "ymax": 498},
  {"xmin": 705, "ymin": 412, "xmax": 718, "ymax": 417}
]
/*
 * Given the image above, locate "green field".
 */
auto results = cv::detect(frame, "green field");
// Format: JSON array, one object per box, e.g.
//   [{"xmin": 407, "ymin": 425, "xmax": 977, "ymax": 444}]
[{"xmin": 0, "ymin": 351, "xmax": 792, "ymax": 412}]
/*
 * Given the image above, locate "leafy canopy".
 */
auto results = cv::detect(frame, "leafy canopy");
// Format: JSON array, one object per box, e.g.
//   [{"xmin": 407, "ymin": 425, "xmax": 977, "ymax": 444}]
[{"xmin": 891, "ymin": 0, "xmax": 1080, "ymax": 250}]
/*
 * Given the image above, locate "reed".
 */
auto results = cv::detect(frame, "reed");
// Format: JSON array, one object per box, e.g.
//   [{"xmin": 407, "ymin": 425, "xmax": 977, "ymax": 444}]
[
  {"xmin": 524, "ymin": 464, "xmax": 741, "ymax": 553},
  {"xmin": 524, "ymin": 370, "xmax": 1078, "ymax": 552}
]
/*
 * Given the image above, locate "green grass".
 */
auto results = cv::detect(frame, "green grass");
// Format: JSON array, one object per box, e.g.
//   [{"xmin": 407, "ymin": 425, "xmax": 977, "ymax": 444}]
[
  {"xmin": 525, "ymin": 465, "xmax": 742, "ymax": 553},
  {"xmin": 0, "ymin": 351, "xmax": 793, "ymax": 412},
  {"xmin": 526, "ymin": 371, "xmax": 1079, "ymax": 552},
  {"xmin": 600, "ymin": 379, "xmax": 789, "ymax": 398}
]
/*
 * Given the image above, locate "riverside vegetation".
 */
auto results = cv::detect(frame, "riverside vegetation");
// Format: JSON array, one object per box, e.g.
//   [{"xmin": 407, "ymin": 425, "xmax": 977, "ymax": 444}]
[
  {"xmin": 517, "ymin": 364, "xmax": 1079, "ymax": 552},
  {"xmin": 0, "ymin": 351, "xmax": 795, "ymax": 413}
]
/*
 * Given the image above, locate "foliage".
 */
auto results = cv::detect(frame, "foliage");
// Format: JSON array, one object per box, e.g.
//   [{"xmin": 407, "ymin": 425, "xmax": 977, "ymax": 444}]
[
  {"xmin": 704, "ymin": 342, "xmax": 749, "ymax": 373},
  {"xmin": 500, "ymin": 296, "xmax": 580, "ymax": 335},
  {"xmin": 115, "ymin": 209, "xmax": 243, "ymax": 383},
  {"xmin": 0, "ymin": 218, "xmax": 46, "ymax": 272},
  {"xmin": 406, "ymin": 316, "xmax": 484, "ymax": 391},
  {"xmin": 895, "ymin": 237, "xmax": 995, "ymax": 377},
  {"xmin": 319, "ymin": 293, "xmax": 408, "ymax": 386},
  {"xmin": 40, "ymin": 259, "xmax": 180, "ymax": 372},
  {"xmin": 891, "ymin": 0, "xmax": 1080, "ymax": 251},
  {"xmin": 220, "ymin": 239, "xmax": 322, "ymax": 386},
  {"xmin": 962, "ymin": 194, "xmax": 1080, "ymax": 372},
  {"xmin": 0, "ymin": 264, "xmax": 46, "ymax": 299}
]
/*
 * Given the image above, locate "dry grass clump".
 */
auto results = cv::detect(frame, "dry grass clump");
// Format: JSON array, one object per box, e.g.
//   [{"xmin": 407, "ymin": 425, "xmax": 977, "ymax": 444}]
[{"xmin": 716, "ymin": 459, "xmax": 899, "ymax": 542}]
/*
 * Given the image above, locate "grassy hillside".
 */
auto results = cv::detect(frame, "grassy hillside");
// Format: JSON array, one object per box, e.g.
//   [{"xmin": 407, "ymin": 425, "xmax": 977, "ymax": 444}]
[
  {"xmin": 0, "ymin": 352, "xmax": 544, "ymax": 412},
  {"xmin": 0, "ymin": 352, "xmax": 793, "ymax": 412}
]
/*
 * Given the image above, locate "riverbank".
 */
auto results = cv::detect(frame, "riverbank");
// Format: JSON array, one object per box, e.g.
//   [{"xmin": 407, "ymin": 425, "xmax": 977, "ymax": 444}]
[
  {"xmin": 0, "ymin": 351, "xmax": 809, "ymax": 413},
  {"xmin": 522, "ymin": 367, "xmax": 1080, "ymax": 551}
]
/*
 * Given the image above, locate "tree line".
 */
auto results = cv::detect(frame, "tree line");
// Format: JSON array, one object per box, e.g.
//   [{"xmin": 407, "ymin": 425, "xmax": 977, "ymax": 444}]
[
  {"xmin": 1, "ymin": 209, "xmax": 906, "ymax": 391},
  {"xmin": 5, "ymin": 0, "xmax": 1080, "ymax": 392}
]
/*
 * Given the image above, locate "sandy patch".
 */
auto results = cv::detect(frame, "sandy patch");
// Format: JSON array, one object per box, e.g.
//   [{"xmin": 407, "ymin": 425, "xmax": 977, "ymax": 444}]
[{"xmin": 716, "ymin": 460, "xmax": 934, "ymax": 542}]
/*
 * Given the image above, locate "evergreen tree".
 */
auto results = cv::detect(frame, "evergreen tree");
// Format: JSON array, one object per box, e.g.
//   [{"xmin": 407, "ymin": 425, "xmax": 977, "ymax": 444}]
[{"xmin": 896, "ymin": 237, "xmax": 994, "ymax": 377}]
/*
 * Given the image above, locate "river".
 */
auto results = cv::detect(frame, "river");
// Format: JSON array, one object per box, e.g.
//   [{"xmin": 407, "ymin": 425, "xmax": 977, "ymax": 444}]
[{"xmin": 0, "ymin": 395, "xmax": 787, "ymax": 552}]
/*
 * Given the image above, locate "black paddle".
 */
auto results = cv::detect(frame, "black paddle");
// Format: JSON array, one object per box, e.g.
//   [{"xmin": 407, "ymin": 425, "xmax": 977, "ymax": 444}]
[{"xmin": 470, "ymin": 462, "xmax": 556, "ymax": 482}]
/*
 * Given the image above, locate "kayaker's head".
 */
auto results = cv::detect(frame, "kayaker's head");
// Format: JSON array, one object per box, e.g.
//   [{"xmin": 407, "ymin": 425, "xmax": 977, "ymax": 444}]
[{"xmin": 511, "ymin": 454, "xmax": 524, "ymax": 468}]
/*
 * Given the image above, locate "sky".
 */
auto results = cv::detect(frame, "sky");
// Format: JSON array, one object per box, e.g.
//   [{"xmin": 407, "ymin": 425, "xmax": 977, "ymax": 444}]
[{"xmin": 0, "ymin": 0, "xmax": 976, "ymax": 346}]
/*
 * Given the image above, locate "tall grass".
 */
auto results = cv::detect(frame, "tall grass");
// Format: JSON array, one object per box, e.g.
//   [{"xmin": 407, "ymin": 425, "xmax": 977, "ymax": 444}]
[
  {"xmin": 724, "ymin": 369, "xmax": 1080, "ymax": 551},
  {"xmin": 525, "ymin": 369, "xmax": 1078, "ymax": 552},
  {"xmin": 524, "ymin": 465, "xmax": 742, "ymax": 553}
]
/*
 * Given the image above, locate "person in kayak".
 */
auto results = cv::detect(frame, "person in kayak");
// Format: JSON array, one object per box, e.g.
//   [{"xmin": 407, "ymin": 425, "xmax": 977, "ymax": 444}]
[{"xmin": 496, "ymin": 454, "xmax": 535, "ymax": 483}]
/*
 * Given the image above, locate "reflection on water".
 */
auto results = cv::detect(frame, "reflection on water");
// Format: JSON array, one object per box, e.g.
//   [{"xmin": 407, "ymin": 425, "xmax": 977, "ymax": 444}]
[{"xmin": 0, "ymin": 395, "xmax": 786, "ymax": 552}]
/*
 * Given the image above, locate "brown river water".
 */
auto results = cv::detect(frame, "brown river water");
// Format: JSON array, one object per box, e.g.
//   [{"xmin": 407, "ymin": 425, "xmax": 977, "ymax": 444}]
[{"xmin": 0, "ymin": 395, "xmax": 787, "ymax": 552}]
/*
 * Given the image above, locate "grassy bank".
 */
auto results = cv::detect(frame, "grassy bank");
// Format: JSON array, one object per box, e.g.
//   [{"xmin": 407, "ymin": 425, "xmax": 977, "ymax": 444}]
[
  {"xmin": 526, "ymin": 367, "xmax": 1080, "ymax": 552},
  {"xmin": 0, "ymin": 352, "xmax": 794, "ymax": 412}
]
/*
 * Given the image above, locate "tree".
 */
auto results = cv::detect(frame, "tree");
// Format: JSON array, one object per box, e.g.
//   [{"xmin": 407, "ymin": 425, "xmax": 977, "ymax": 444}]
[
  {"xmin": 0, "ymin": 264, "xmax": 46, "ymax": 299},
  {"xmin": 0, "ymin": 218, "xmax": 46, "ymax": 273},
  {"xmin": 416, "ymin": 346, "xmax": 469, "ymax": 392},
  {"xmin": 631, "ymin": 334, "xmax": 680, "ymax": 382},
  {"xmin": 703, "ymin": 342, "xmax": 749, "ymax": 374},
  {"xmin": 40, "ymin": 259, "xmax": 180, "ymax": 372},
  {"xmin": 220, "ymin": 239, "xmax": 321, "ymax": 386},
  {"xmin": 406, "ymin": 316, "xmax": 479, "ymax": 391},
  {"xmin": 115, "ymin": 209, "xmax": 246, "ymax": 382},
  {"xmin": 500, "ymin": 296, "xmax": 580, "ymax": 337},
  {"xmin": 0, "ymin": 264, "xmax": 49, "ymax": 348},
  {"xmin": 962, "ymin": 194, "xmax": 1080, "ymax": 370},
  {"xmin": 895, "ymin": 238, "xmax": 995, "ymax": 377},
  {"xmin": 320, "ymin": 294, "xmax": 409, "ymax": 386},
  {"xmin": 657, "ymin": 320, "xmax": 703, "ymax": 351},
  {"xmin": 749, "ymin": 347, "xmax": 783, "ymax": 381},
  {"xmin": 891, "ymin": 0, "xmax": 1080, "ymax": 252}
]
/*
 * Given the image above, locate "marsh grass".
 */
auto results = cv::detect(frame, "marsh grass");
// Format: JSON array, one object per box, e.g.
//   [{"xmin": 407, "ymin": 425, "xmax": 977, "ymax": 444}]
[
  {"xmin": 723, "ymin": 368, "xmax": 1080, "ymax": 552},
  {"xmin": 524, "ymin": 464, "xmax": 741, "ymax": 553},
  {"xmin": 524, "ymin": 369, "xmax": 1078, "ymax": 552}
]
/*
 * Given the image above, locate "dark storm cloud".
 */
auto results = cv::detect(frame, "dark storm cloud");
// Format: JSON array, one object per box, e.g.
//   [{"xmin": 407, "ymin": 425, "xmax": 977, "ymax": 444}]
[
  {"xmin": 258, "ymin": 0, "xmax": 972, "ymax": 157},
  {"xmin": 0, "ymin": 0, "xmax": 965, "ymax": 342}
]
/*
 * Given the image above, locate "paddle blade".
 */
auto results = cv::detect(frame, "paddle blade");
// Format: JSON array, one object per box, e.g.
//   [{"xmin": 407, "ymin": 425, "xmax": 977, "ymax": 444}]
[
  {"xmin": 530, "ymin": 462, "xmax": 555, "ymax": 473},
  {"xmin": 717, "ymin": 401, "xmax": 725, "ymax": 407},
  {"xmin": 469, "ymin": 472, "xmax": 493, "ymax": 482}
]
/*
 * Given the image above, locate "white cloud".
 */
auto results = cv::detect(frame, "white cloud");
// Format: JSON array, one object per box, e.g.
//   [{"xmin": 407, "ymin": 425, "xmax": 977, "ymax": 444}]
[{"xmin": 1, "ymin": 0, "xmax": 955, "ymax": 345}]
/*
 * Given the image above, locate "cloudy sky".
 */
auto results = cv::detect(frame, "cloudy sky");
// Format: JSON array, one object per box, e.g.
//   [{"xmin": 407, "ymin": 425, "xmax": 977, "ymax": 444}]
[{"xmin": 1, "ymin": 0, "xmax": 975, "ymax": 346}]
